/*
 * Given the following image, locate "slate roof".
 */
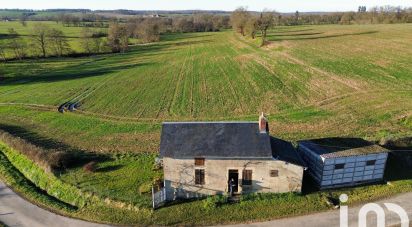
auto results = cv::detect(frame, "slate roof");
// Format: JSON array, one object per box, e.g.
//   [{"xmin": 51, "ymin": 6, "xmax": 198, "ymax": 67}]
[
  {"xmin": 159, "ymin": 122, "xmax": 273, "ymax": 159},
  {"xmin": 298, "ymin": 137, "xmax": 389, "ymax": 159}
]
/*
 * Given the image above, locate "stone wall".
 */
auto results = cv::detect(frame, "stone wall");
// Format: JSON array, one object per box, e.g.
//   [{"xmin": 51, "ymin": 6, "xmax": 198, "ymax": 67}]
[{"xmin": 163, "ymin": 157, "xmax": 304, "ymax": 200}]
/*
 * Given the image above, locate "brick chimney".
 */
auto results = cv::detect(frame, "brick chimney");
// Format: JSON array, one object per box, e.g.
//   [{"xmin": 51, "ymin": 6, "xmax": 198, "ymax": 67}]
[{"xmin": 259, "ymin": 112, "xmax": 269, "ymax": 134}]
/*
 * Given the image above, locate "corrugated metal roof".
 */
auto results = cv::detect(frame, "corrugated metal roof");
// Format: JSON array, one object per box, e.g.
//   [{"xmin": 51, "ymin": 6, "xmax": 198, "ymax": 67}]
[
  {"xmin": 298, "ymin": 137, "xmax": 389, "ymax": 159},
  {"xmin": 159, "ymin": 122, "xmax": 272, "ymax": 159}
]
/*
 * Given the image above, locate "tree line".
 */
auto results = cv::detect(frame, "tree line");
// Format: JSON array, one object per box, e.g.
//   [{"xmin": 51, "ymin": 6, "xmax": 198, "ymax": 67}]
[
  {"xmin": 0, "ymin": 14, "xmax": 230, "ymax": 61},
  {"xmin": 229, "ymin": 6, "xmax": 412, "ymax": 47},
  {"xmin": 1, "ymin": 24, "xmax": 73, "ymax": 60},
  {"xmin": 280, "ymin": 6, "xmax": 412, "ymax": 25}
]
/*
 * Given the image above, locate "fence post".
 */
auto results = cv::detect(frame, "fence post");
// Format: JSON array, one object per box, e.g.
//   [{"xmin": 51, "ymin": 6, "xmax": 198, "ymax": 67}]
[{"xmin": 152, "ymin": 186, "xmax": 155, "ymax": 209}]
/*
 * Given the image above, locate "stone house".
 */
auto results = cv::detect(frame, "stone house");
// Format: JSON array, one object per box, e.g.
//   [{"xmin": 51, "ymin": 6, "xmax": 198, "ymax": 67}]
[
  {"xmin": 159, "ymin": 114, "xmax": 305, "ymax": 201},
  {"xmin": 297, "ymin": 137, "xmax": 389, "ymax": 189}
]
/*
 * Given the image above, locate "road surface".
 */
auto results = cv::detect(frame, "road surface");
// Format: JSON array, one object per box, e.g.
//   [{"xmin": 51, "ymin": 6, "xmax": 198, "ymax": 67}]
[{"xmin": 0, "ymin": 181, "xmax": 110, "ymax": 227}]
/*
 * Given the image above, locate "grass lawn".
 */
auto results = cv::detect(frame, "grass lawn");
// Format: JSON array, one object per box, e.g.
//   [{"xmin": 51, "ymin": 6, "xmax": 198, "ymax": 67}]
[
  {"xmin": 0, "ymin": 22, "xmax": 411, "ymax": 225},
  {"xmin": 60, "ymin": 153, "xmax": 162, "ymax": 207}
]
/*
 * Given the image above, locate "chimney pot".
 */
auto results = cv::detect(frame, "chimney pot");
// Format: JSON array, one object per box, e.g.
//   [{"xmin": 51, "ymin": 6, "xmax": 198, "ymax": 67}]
[{"xmin": 259, "ymin": 112, "xmax": 268, "ymax": 133}]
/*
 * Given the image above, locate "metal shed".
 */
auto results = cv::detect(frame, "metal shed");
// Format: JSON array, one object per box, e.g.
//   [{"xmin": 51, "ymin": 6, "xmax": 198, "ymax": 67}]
[{"xmin": 297, "ymin": 138, "xmax": 389, "ymax": 189}]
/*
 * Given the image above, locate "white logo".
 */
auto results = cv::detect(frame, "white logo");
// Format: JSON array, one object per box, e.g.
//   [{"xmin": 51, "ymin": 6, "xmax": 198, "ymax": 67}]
[{"xmin": 339, "ymin": 193, "xmax": 409, "ymax": 227}]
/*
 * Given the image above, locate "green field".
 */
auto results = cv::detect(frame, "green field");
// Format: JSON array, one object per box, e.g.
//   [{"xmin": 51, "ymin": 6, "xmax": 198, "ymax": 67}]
[{"xmin": 0, "ymin": 22, "xmax": 412, "ymax": 225}]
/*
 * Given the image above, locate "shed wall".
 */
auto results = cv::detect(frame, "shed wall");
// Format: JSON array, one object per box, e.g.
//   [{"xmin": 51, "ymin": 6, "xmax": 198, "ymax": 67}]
[
  {"xmin": 298, "ymin": 145, "xmax": 324, "ymax": 183},
  {"xmin": 320, "ymin": 153, "xmax": 387, "ymax": 188}
]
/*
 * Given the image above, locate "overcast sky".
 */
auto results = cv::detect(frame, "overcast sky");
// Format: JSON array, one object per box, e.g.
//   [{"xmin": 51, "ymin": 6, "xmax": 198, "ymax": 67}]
[{"xmin": 2, "ymin": 0, "xmax": 411, "ymax": 12}]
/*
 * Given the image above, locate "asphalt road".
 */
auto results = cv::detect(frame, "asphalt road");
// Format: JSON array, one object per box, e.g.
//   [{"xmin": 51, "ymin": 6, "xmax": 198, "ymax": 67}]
[
  {"xmin": 0, "ymin": 181, "xmax": 110, "ymax": 227},
  {"xmin": 1, "ymin": 180, "xmax": 411, "ymax": 227}
]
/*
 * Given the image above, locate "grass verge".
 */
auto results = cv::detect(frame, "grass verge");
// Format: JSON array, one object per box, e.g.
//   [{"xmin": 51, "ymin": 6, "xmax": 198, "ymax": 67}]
[
  {"xmin": 0, "ymin": 143, "xmax": 77, "ymax": 213},
  {"xmin": 0, "ymin": 142, "xmax": 88, "ymax": 208}
]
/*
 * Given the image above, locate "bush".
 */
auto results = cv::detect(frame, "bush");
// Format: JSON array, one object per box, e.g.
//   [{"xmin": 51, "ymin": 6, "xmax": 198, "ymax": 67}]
[
  {"xmin": 48, "ymin": 151, "xmax": 73, "ymax": 170},
  {"xmin": 203, "ymin": 195, "xmax": 228, "ymax": 210},
  {"xmin": 138, "ymin": 182, "xmax": 152, "ymax": 195},
  {"xmin": 83, "ymin": 161, "xmax": 97, "ymax": 173}
]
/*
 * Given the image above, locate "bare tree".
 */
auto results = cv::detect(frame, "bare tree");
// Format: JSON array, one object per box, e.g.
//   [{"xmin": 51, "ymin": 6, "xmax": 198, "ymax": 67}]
[
  {"xmin": 7, "ymin": 28, "xmax": 26, "ymax": 60},
  {"xmin": 108, "ymin": 22, "xmax": 129, "ymax": 53},
  {"xmin": 0, "ymin": 43, "xmax": 6, "ymax": 61},
  {"xmin": 245, "ymin": 16, "xmax": 258, "ymax": 39},
  {"xmin": 172, "ymin": 17, "xmax": 194, "ymax": 33},
  {"xmin": 48, "ymin": 28, "xmax": 71, "ymax": 57},
  {"xmin": 92, "ymin": 36, "xmax": 103, "ymax": 54},
  {"xmin": 81, "ymin": 28, "xmax": 105, "ymax": 54},
  {"xmin": 137, "ymin": 19, "xmax": 161, "ymax": 43},
  {"xmin": 19, "ymin": 14, "xmax": 27, "ymax": 27},
  {"xmin": 80, "ymin": 27, "xmax": 94, "ymax": 54},
  {"xmin": 31, "ymin": 23, "xmax": 50, "ymax": 57},
  {"xmin": 294, "ymin": 11, "xmax": 300, "ymax": 25},
  {"xmin": 257, "ymin": 11, "xmax": 275, "ymax": 46},
  {"xmin": 231, "ymin": 7, "xmax": 250, "ymax": 36},
  {"xmin": 212, "ymin": 15, "xmax": 225, "ymax": 31},
  {"xmin": 340, "ymin": 12, "xmax": 355, "ymax": 24}
]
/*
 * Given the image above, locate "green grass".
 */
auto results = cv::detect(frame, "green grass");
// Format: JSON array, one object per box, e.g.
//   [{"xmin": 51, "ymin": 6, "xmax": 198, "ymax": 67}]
[
  {"xmin": 0, "ymin": 143, "xmax": 78, "ymax": 213},
  {"xmin": 0, "ymin": 22, "xmax": 412, "ymax": 225},
  {"xmin": 60, "ymin": 153, "xmax": 162, "ymax": 207},
  {"xmin": 0, "ymin": 142, "xmax": 88, "ymax": 207}
]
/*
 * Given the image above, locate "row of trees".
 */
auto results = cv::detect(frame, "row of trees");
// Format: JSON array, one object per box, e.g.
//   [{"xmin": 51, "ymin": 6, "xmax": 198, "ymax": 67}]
[
  {"xmin": 0, "ymin": 23, "xmax": 111, "ymax": 60},
  {"xmin": 57, "ymin": 14, "xmax": 107, "ymax": 27},
  {"xmin": 2, "ymin": 24, "xmax": 71, "ymax": 60},
  {"xmin": 170, "ymin": 14, "xmax": 230, "ymax": 32},
  {"xmin": 231, "ymin": 7, "xmax": 275, "ymax": 46},
  {"xmin": 281, "ymin": 6, "xmax": 412, "ymax": 25}
]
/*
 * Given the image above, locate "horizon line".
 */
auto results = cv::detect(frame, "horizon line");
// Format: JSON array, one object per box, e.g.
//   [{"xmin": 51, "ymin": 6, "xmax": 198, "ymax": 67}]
[{"xmin": 1, "ymin": 6, "xmax": 411, "ymax": 14}]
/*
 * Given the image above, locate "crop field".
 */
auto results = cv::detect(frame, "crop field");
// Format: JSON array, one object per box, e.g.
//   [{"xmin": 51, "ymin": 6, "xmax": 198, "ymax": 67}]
[
  {"xmin": 1, "ymin": 23, "xmax": 411, "ymax": 146},
  {"xmin": 0, "ymin": 22, "xmax": 412, "ymax": 224}
]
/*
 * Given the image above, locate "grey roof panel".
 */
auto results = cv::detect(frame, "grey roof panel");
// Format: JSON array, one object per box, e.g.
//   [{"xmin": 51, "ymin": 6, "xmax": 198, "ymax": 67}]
[{"xmin": 159, "ymin": 122, "xmax": 272, "ymax": 158}]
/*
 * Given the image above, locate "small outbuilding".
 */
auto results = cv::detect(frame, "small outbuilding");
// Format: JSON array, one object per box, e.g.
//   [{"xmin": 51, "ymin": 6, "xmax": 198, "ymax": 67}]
[
  {"xmin": 159, "ymin": 114, "xmax": 305, "ymax": 201},
  {"xmin": 298, "ymin": 138, "xmax": 389, "ymax": 189}
]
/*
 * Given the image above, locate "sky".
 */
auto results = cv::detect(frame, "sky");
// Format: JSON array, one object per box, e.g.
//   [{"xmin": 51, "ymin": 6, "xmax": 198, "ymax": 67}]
[{"xmin": 1, "ymin": 0, "xmax": 411, "ymax": 12}]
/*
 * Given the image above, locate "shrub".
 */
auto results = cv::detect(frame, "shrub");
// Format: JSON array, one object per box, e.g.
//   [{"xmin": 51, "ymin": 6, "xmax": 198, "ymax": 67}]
[
  {"xmin": 83, "ymin": 161, "xmax": 97, "ymax": 173},
  {"xmin": 138, "ymin": 182, "xmax": 152, "ymax": 195},
  {"xmin": 48, "ymin": 151, "xmax": 73, "ymax": 170},
  {"xmin": 203, "ymin": 195, "xmax": 228, "ymax": 210}
]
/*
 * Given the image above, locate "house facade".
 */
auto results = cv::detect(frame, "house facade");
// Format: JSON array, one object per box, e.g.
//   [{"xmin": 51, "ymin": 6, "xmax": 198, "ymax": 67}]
[
  {"xmin": 298, "ymin": 138, "xmax": 389, "ymax": 189},
  {"xmin": 159, "ymin": 114, "xmax": 305, "ymax": 200}
]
